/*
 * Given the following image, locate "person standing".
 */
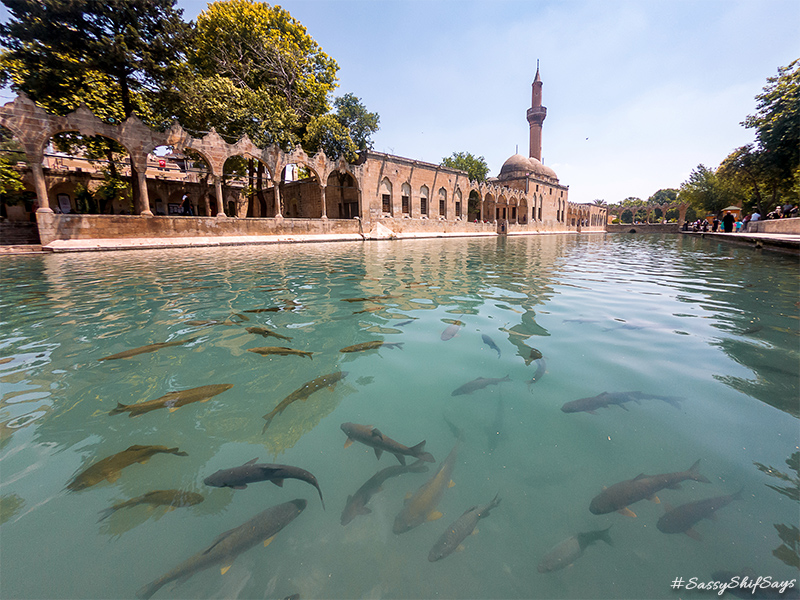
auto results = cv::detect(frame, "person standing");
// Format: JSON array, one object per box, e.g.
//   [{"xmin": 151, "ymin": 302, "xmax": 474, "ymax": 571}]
[{"xmin": 722, "ymin": 211, "xmax": 735, "ymax": 233}]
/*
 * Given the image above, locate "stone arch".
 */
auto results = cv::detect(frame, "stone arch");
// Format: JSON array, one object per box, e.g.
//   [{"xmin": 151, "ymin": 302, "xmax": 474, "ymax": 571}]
[
  {"xmin": 280, "ymin": 160, "xmax": 322, "ymax": 218},
  {"xmin": 326, "ymin": 170, "xmax": 360, "ymax": 219},
  {"xmin": 484, "ymin": 192, "xmax": 496, "ymax": 222},
  {"xmin": 467, "ymin": 189, "xmax": 481, "ymax": 222},
  {"xmin": 437, "ymin": 187, "xmax": 447, "ymax": 219},
  {"xmin": 454, "ymin": 188, "xmax": 463, "ymax": 219},
  {"xmin": 380, "ymin": 177, "xmax": 393, "ymax": 216}
]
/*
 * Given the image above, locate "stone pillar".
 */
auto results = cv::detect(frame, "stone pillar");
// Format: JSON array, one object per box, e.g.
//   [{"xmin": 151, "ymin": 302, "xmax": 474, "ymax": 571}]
[
  {"xmin": 320, "ymin": 184, "xmax": 327, "ymax": 219},
  {"xmin": 29, "ymin": 159, "xmax": 52, "ymax": 213},
  {"xmin": 274, "ymin": 184, "xmax": 283, "ymax": 219},
  {"xmin": 136, "ymin": 169, "xmax": 153, "ymax": 216},
  {"xmin": 214, "ymin": 176, "xmax": 226, "ymax": 217}
]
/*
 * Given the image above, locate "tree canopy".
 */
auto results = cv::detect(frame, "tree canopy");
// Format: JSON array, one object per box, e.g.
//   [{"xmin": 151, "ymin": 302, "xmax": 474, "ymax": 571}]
[{"xmin": 440, "ymin": 152, "xmax": 490, "ymax": 182}]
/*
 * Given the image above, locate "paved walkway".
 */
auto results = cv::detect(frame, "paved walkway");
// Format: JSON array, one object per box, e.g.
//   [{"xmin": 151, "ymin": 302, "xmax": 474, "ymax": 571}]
[{"xmin": 681, "ymin": 231, "xmax": 800, "ymax": 255}]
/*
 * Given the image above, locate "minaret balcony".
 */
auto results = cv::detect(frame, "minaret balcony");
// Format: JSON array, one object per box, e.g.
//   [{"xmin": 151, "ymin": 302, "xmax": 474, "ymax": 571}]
[{"xmin": 527, "ymin": 106, "xmax": 547, "ymax": 124}]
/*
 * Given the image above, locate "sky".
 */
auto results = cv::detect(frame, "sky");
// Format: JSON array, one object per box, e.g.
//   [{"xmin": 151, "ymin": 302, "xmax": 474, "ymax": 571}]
[{"xmin": 3, "ymin": 0, "xmax": 799, "ymax": 204}]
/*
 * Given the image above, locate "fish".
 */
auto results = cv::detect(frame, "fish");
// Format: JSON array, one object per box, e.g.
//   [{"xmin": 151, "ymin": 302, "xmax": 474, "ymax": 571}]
[
  {"xmin": 428, "ymin": 494, "xmax": 501, "ymax": 561},
  {"xmin": 561, "ymin": 391, "xmax": 683, "ymax": 414},
  {"xmin": 98, "ymin": 489, "xmax": 204, "ymax": 522},
  {"xmin": 339, "ymin": 341, "xmax": 404, "ymax": 353},
  {"xmin": 248, "ymin": 346, "xmax": 313, "ymax": 360},
  {"xmin": 245, "ymin": 326, "xmax": 292, "ymax": 341},
  {"xmin": 98, "ymin": 338, "xmax": 197, "ymax": 361},
  {"xmin": 204, "ymin": 458, "xmax": 325, "ymax": 509},
  {"xmin": 262, "ymin": 371, "xmax": 348, "ymax": 433},
  {"xmin": 341, "ymin": 459, "xmax": 429, "ymax": 526},
  {"xmin": 394, "ymin": 320, "xmax": 414, "ymax": 327},
  {"xmin": 136, "ymin": 499, "xmax": 306, "ymax": 599},
  {"xmin": 109, "ymin": 384, "xmax": 234, "ymax": 417},
  {"xmin": 656, "ymin": 489, "xmax": 743, "ymax": 539},
  {"xmin": 393, "ymin": 442, "xmax": 459, "ymax": 534},
  {"xmin": 537, "ymin": 527, "xmax": 613, "ymax": 572},
  {"xmin": 441, "ymin": 320, "xmax": 463, "ymax": 341},
  {"xmin": 481, "ymin": 334, "xmax": 501, "ymax": 358},
  {"xmin": 451, "ymin": 375, "xmax": 511, "ymax": 396},
  {"xmin": 341, "ymin": 295, "xmax": 398, "ymax": 303},
  {"xmin": 67, "ymin": 445, "xmax": 189, "ymax": 491},
  {"xmin": 340, "ymin": 422, "xmax": 435, "ymax": 465},
  {"xmin": 243, "ymin": 307, "xmax": 281, "ymax": 313},
  {"xmin": 527, "ymin": 358, "xmax": 547, "ymax": 387},
  {"xmin": 589, "ymin": 459, "xmax": 710, "ymax": 516}
]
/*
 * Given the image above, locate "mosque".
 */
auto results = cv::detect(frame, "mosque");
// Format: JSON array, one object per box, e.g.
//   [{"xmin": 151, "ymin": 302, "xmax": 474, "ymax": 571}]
[{"xmin": 0, "ymin": 69, "xmax": 607, "ymax": 247}]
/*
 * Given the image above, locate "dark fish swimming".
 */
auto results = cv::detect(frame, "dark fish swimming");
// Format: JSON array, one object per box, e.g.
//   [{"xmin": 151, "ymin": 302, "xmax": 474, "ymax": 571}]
[
  {"xmin": 204, "ymin": 458, "xmax": 325, "ymax": 509},
  {"xmin": 527, "ymin": 358, "xmax": 547, "ymax": 387},
  {"xmin": 243, "ymin": 307, "xmax": 281, "ymax": 313},
  {"xmin": 136, "ymin": 499, "xmax": 306, "ymax": 599},
  {"xmin": 98, "ymin": 338, "xmax": 196, "ymax": 361},
  {"xmin": 441, "ymin": 320, "xmax": 463, "ymax": 341},
  {"xmin": 589, "ymin": 459, "xmax": 710, "ymax": 517},
  {"xmin": 481, "ymin": 334, "xmax": 501, "ymax": 358},
  {"xmin": 393, "ymin": 442, "xmax": 459, "ymax": 534},
  {"xmin": 98, "ymin": 489, "xmax": 204, "ymax": 522},
  {"xmin": 341, "ymin": 295, "xmax": 398, "ymax": 303},
  {"xmin": 656, "ymin": 489, "xmax": 743, "ymax": 539},
  {"xmin": 428, "ymin": 494, "xmax": 501, "ymax": 561},
  {"xmin": 451, "ymin": 375, "xmax": 511, "ymax": 396},
  {"xmin": 561, "ymin": 391, "xmax": 682, "ymax": 414},
  {"xmin": 109, "ymin": 384, "xmax": 234, "ymax": 417},
  {"xmin": 340, "ymin": 422, "xmax": 435, "ymax": 465},
  {"xmin": 262, "ymin": 371, "xmax": 348, "ymax": 432},
  {"xmin": 248, "ymin": 346, "xmax": 313, "ymax": 359},
  {"xmin": 245, "ymin": 326, "xmax": 292, "ymax": 341},
  {"xmin": 67, "ymin": 445, "xmax": 189, "ymax": 491},
  {"xmin": 341, "ymin": 459, "xmax": 429, "ymax": 526},
  {"xmin": 537, "ymin": 527, "xmax": 613, "ymax": 572},
  {"xmin": 339, "ymin": 341, "xmax": 404, "ymax": 353}
]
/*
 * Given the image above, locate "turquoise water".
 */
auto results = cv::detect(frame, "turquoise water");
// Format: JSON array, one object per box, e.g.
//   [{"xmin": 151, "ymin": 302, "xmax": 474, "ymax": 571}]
[{"xmin": 1, "ymin": 234, "xmax": 798, "ymax": 599}]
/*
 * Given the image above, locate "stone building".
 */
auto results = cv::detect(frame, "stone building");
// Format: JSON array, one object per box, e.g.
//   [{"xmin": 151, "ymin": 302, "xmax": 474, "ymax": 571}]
[{"xmin": 0, "ymin": 69, "xmax": 606, "ymax": 247}]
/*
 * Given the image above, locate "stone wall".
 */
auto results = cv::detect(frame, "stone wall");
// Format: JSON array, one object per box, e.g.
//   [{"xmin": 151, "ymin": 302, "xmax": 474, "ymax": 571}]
[
  {"xmin": 746, "ymin": 217, "xmax": 800, "ymax": 234},
  {"xmin": 35, "ymin": 213, "xmax": 361, "ymax": 246},
  {"xmin": 606, "ymin": 223, "xmax": 681, "ymax": 234},
  {"xmin": 0, "ymin": 221, "xmax": 40, "ymax": 245}
]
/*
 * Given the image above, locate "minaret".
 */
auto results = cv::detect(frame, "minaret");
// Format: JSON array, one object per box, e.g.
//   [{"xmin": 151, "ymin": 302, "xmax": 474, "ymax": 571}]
[{"xmin": 526, "ymin": 62, "xmax": 547, "ymax": 162}]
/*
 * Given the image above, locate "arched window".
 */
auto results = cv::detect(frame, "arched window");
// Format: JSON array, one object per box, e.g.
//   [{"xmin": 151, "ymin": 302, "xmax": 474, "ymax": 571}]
[
  {"xmin": 438, "ymin": 187, "xmax": 447, "ymax": 219},
  {"xmin": 420, "ymin": 185, "xmax": 429, "ymax": 216},
  {"xmin": 454, "ymin": 188, "xmax": 462, "ymax": 219},
  {"xmin": 381, "ymin": 178, "xmax": 393, "ymax": 215},
  {"xmin": 401, "ymin": 182, "xmax": 411, "ymax": 215}
]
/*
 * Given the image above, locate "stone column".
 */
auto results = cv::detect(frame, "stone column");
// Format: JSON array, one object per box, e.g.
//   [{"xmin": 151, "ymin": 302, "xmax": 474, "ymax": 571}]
[
  {"xmin": 274, "ymin": 184, "xmax": 283, "ymax": 219},
  {"xmin": 320, "ymin": 184, "xmax": 327, "ymax": 219},
  {"xmin": 29, "ymin": 159, "xmax": 52, "ymax": 213},
  {"xmin": 214, "ymin": 175, "xmax": 226, "ymax": 217},
  {"xmin": 136, "ymin": 169, "xmax": 153, "ymax": 216}
]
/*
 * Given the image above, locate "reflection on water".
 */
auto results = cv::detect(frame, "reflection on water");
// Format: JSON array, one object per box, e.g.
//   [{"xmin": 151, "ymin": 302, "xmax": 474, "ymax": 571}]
[{"xmin": 0, "ymin": 234, "xmax": 798, "ymax": 599}]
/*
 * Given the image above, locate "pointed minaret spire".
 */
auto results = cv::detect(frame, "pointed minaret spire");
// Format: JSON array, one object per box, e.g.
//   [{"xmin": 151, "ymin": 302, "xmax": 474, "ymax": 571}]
[{"xmin": 527, "ymin": 61, "xmax": 547, "ymax": 161}]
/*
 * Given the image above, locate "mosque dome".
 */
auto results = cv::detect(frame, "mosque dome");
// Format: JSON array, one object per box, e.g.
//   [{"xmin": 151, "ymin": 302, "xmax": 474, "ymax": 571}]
[{"xmin": 498, "ymin": 153, "xmax": 558, "ymax": 181}]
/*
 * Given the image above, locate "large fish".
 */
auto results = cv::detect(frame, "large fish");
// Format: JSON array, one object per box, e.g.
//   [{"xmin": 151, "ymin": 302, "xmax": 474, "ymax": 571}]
[
  {"xmin": 109, "ymin": 384, "xmax": 234, "ymax": 417},
  {"xmin": 341, "ymin": 295, "xmax": 398, "ymax": 303},
  {"xmin": 248, "ymin": 346, "xmax": 313, "ymax": 360},
  {"xmin": 262, "ymin": 371, "xmax": 348, "ymax": 432},
  {"xmin": 67, "ymin": 445, "xmax": 189, "ymax": 491},
  {"xmin": 428, "ymin": 494, "xmax": 501, "ymax": 561},
  {"xmin": 98, "ymin": 338, "xmax": 197, "ymax": 361},
  {"xmin": 561, "ymin": 391, "xmax": 682, "ymax": 414},
  {"xmin": 341, "ymin": 460, "xmax": 429, "ymax": 526},
  {"xmin": 204, "ymin": 458, "xmax": 325, "ymax": 509},
  {"xmin": 393, "ymin": 442, "xmax": 459, "ymax": 534},
  {"xmin": 245, "ymin": 326, "xmax": 292, "ymax": 341},
  {"xmin": 339, "ymin": 341, "xmax": 404, "ymax": 353},
  {"xmin": 537, "ymin": 527, "xmax": 613, "ymax": 572},
  {"xmin": 340, "ymin": 422, "xmax": 435, "ymax": 465},
  {"xmin": 481, "ymin": 334, "xmax": 501, "ymax": 358},
  {"xmin": 98, "ymin": 489, "xmax": 204, "ymax": 522},
  {"xmin": 451, "ymin": 375, "xmax": 511, "ymax": 396},
  {"xmin": 441, "ymin": 320, "xmax": 463, "ymax": 341},
  {"xmin": 136, "ymin": 499, "xmax": 306, "ymax": 599},
  {"xmin": 589, "ymin": 459, "xmax": 710, "ymax": 517},
  {"xmin": 656, "ymin": 489, "xmax": 742, "ymax": 539}
]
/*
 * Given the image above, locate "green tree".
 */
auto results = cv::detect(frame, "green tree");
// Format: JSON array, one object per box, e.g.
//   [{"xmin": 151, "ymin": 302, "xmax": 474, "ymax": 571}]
[
  {"xmin": 742, "ymin": 60, "xmax": 799, "ymax": 192},
  {"xmin": 679, "ymin": 164, "xmax": 736, "ymax": 217},
  {"xmin": 717, "ymin": 145, "xmax": 770, "ymax": 214},
  {"xmin": 303, "ymin": 94, "xmax": 379, "ymax": 161},
  {"xmin": 441, "ymin": 152, "xmax": 490, "ymax": 182}
]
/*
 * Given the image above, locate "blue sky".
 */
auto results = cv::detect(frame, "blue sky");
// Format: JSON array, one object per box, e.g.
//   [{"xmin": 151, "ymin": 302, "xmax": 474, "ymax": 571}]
[{"xmin": 3, "ymin": 1, "xmax": 798, "ymax": 204}]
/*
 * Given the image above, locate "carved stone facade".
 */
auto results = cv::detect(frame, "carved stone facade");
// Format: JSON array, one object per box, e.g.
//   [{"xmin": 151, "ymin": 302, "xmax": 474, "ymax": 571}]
[{"xmin": 0, "ymin": 70, "xmax": 607, "ymax": 246}]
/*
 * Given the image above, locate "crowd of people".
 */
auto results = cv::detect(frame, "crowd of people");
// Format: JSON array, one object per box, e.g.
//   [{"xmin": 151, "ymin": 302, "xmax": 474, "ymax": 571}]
[{"xmin": 682, "ymin": 203, "xmax": 798, "ymax": 233}]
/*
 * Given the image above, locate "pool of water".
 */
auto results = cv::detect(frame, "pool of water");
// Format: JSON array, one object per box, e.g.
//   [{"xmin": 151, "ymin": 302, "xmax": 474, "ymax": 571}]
[{"xmin": 1, "ymin": 234, "xmax": 798, "ymax": 599}]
